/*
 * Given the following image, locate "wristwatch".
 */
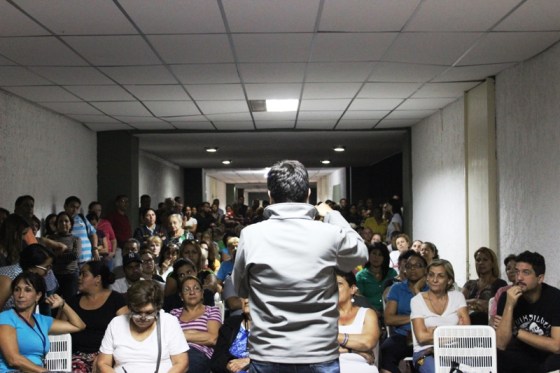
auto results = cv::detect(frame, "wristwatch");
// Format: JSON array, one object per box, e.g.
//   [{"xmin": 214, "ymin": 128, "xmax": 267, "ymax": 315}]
[{"xmin": 512, "ymin": 326, "xmax": 519, "ymax": 337}]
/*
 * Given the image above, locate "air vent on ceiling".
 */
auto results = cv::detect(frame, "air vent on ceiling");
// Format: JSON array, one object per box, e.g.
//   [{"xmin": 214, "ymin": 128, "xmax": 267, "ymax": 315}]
[{"xmin": 248, "ymin": 100, "xmax": 267, "ymax": 112}]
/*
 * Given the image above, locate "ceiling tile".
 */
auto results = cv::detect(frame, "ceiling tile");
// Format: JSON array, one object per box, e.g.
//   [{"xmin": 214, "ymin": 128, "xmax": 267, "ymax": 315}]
[
  {"xmin": 311, "ymin": 33, "xmax": 398, "ymax": 62},
  {"xmin": 91, "ymin": 102, "xmax": 152, "ymax": 116},
  {"xmin": 39, "ymin": 102, "xmax": 102, "ymax": 115},
  {"xmin": 382, "ymin": 33, "xmax": 482, "ymax": 65},
  {"xmin": 213, "ymin": 121, "xmax": 255, "ymax": 130},
  {"xmin": 295, "ymin": 120, "xmax": 336, "ymax": 129},
  {"xmin": 224, "ymin": 0, "xmax": 320, "ymax": 32},
  {"xmin": 0, "ymin": 56, "xmax": 16, "ymax": 65},
  {"xmin": 239, "ymin": 63, "xmax": 306, "ymax": 83},
  {"xmin": 298, "ymin": 111, "xmax": 343, "ymax": 120},
  {"xmin": 233, "ymin": 34, "xmax": 313, "ymax": 63},
  {"xmin": 358, "ymin": 82, "xmax": 422, "ymax": 98},
  {"xmin": 149, "ymin": 35, "xmax": 234, "ymax": 64},
  {"xmin": 171, "ymin": 64, "xmax": 240, "ymax": 84},
  {"xmin": 398, "ymin": 98, "xmax": 457, "ymax": 110},
  {"xmin": 411, "ymin": 82, "xmax": 481, "ymax": 98},
  {"xmin": 0, "ymin": 67, "xmax": 51, "ymax": 85},
  {"xmin": 342, "ymin": 111, "xmax": 388, "ymax": 120},
  {"xmin": 84, "ymin": 123, "xmax": 133, "ymax": 131},
  {"xmin": 433, "ymin": 63, "xmax": 515, "ymax": 82},
  {"xmin": 495, "ymin": 0, "xmax": 560, "ymax": 31},
  {"xmin": 100, "ymin": 66, "xmax": 177, "ymax": 85},
  {"xmin": 368, "ymin": 62, "xmax": 447, "ymax": 82},
  {"xmin": 206, "ymin": 113, "xmax": 252, "ymax": 122},
  {"xmin": 65, "ymin": 85, "xmax": 135, "ymax": 101},
  {"xmin": 376, "ymin": 118, "xmax": 421, "ymax": 128},
  {"xmin": 121, "ymin": 0, "xmax": 225, "ymax": 33},
  {"xmin": 245, "ymin": 83, "xmax": 302, "ymax": 100},
  {"xmin": 15, "ymin": 0, "xmax": 136, "ymax": 34},
  {"xmin": 67, "ymin": 114, "xmax": 120, "ymax": 123},
  {"xmin": 302, "ymin": 83, "xmax": 361, "ymax": 99},
  {"xmin": 166, "ymin": 115, "xmax": 208, "ymax": 122},
  {"xmin": 320, "ymin": 0, "xmax": 420, "ymax": 32},
  {"xmin": 348, "ymin": 98, "xmax": 403, "ymax": 111},
  {"xmin": 30, "ymin": 67, "xmax": 114, "ymax": 85},
  {"xmin": 385, "ymin": 109, "xmax": 436, "ymax": 119},
  {"xmin": 0, "ymin": 37, "xmax": 86, "ymax": 66},
  {"xmin": 197, "ymin": 101, "xmax": 249, "ymax": 115},
  {"xmin": 143, "ymin": 101, "xmax": 200, "ymax": 117},
  {"xmin": 405, "ymin": 0, "xmax": 520, "ymax": 31},
  {"xmin": 458, "ymin": 32, "xmax": 560, "ymax": 65},
  {"xmin": 185, "ymin": 84, "xmax": 245, "ymax": 100},
  {"xmin": 300, "ymin": 99, "xmax": 351, "ymax": 111},
  {"xmin": 125, "ymin": 121, "xmax": 176, "ymax": 131},
  {"xmin": 305, "ymin": 62, "xmax": 374, "ymax": 83},
  {"xmin": 172, "ymin": 121, "xmax": 215, "ymax": 130},
  {"xmin": 63, "ymin": 36, "xmax": 160, "ymax": 65},
  {"xmin": 336, "ymin": 119, "xmax": 377, "ymax": 130},
  {"xmin": 0, "ymin": 1, "xmax": 50, "ymax": 36},
  {"xmin": 4, "ymin": 86, "xmax": 78, "ymax": 102},
  {"xmin": 253, "ymin": 112, "xmax": 297, "ymax": 121},
  {"xmin": 255, "ymin": 120, "xmax": 295, "ymax": 129},
  {"xmin": 124, "ymin": 85, "xmax": 190, "ymax": 101}
]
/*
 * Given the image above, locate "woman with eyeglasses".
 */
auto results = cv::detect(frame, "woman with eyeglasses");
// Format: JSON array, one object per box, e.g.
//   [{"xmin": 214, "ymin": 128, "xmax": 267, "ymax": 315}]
[
  {"xmin": 64, "ymin": 261, "xmax": 127, "ymax": 373},
  {"xmin": 140, "ymin": 249, "xmax": 165, "ymax": 284},
  {"xmin": 380, "ymin": 252, "xmax": 428, "ymax": 373},
  {"xmin": 0, "ymin": 271, "xmax": 86, "ymax": 372},
  {"xmin": 171, "ymin": 275, "xmax": 222, "ymax": 373},
  {"xmin": 410, "ymin": 259, "xmax": 470, "ymax": 373},
  {"xmin": 180, "ymin": 240, "xmax": 204, "ymax": 273},
  {"xmin": 97, "ymin": 280, "xmax": 189, "ymax": 373},
  {"xmin": 0, "ymin": 243, "xmax": 56, "ymax": 312}
]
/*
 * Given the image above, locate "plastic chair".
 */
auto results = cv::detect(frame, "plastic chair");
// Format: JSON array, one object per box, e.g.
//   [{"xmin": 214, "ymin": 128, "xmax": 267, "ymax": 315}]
[
  {"xmin": 45, "ymin": 334, "xmax": 72, "ymax": 372},
  {"xmin": 434, "ymin": 325, "xmax": 497, "ymax": 373}
]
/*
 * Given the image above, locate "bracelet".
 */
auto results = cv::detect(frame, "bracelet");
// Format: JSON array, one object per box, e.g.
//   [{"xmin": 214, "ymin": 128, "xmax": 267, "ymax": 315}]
[{"xmin": 341, "ymin": 333, "xmax": 349, "ymax": 347}]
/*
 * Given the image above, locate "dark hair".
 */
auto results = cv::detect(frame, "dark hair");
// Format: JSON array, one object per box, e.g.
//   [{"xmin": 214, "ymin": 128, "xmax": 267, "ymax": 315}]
[
  {"xmin": 19, "ymin": 244, "xmax": 54, "ymax": 270},
  {"xmin": 127, "ymin": 280, "xmax": 164, "ymax": 311},
  {"xmin": 515, "ymin": 251, "xmax": 546, "ymax": 276},
  {"xmin": 474, "ymin": 247, "xmax": 500, "ymax": 278},
  {"xmin": 180, "ymin": 240, "xmax": 203, "ymax": 272},
  {"xmin": 56, "ymin": 211, "xmax": 75, "ymax": 231},
  {"xmin": 64, "ymin": 196, "xmax": 81, "ymax": 206},
  {"xmin": 365, "ymin": 242, "xmax": 390, "ymax": 279},
  {"xmin": 503, "ymin": 254, "xmax": 517, "ymax": 266},
  {"xmin": 159, "ymin": 243, "xmax": 179, "ymax": 267},
  {"xmin": 267, "ymin": 160, "xmax": 309, "ymax": 203},
  {"xmin": 173, "ymin": 257, "xmax": 196, "ymax": 273},
  {"xmin": 143, "ymin": 208, "xmax": 157, "ymax": 218},
  {"xmin": 0, "ymin": 214, "xmax": 31, "ymax": 265},
  {"xmin": 398, "ymin": 249, "xmax": 416, "ymax": 264},
  {"xmin": 14, "ymin": 195, "xmax": 34, "ymax": 209},
  {"xmin": 422, "ymin": 242, "xmax": 439, "ymax": 259},
  {"xmin": 43, "ymin": 213, "xmax": 58, "ymax": 237},
  {"xmin": 395, "ymin": 233, "xmax": 411, "ymax": 245},
  {"xmin": 179, "ymin": 274, "xmax": 203, "ymax": 290},
  {"xmin": 88, "ymin": 201, "xmax": 101, "ymax": 211},
  {"xmin": 12, "ymin": 271, "xmax": 46, "ymax": 304},
  {"xmin": 84, "ymin": 261, "xmax": 115, "ymax": 288},
  {"xmin": 406, "ymin": 251, "xmax": 428, "ymax": 268},
  {"xmin": 115, "ymin": 194, "xmax": 128, "ymax": 202},
  {"xmin": 334, "ymin": 269, "xmax": 357, "ymax": 288},
  {"xmin": 0, "ymin": 207, "xmax": 10, "ymax": 216},
  {"xmin": 85, "ymin": 212, "xmax": 99, "ymax": 223}
]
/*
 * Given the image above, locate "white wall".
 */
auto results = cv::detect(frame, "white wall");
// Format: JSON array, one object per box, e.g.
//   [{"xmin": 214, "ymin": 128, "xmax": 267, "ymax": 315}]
[
  {"xmin": 204, "ymin": 174, "xmax": 227, "ymax": 206},
  {"xmin": 412, "ymin": 99, "xmax": 468, "ymax": 285},
  {"xmin": 316, "ymin": 167, "xmax": 346, "ymax": 203},
  {"xmin": 0, "ymin": 90, "xmax": 97, "ymax": 220},
  {"xmin": 138, "ymin": 150, "xmax": 184, "ymax": 206},
  {"xmin": 495, "ymin": 41, "xmax": 560, "ymax": 288}
]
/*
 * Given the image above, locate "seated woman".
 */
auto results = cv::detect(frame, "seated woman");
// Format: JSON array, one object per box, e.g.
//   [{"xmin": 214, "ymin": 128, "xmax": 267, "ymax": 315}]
[
  {"xmin": 182, "ymin": 205, "xmax": 198, "ymax": 235},
  {"xmin": 66, "ymin": 261, "xmax": 128, "ymax": 373},
  {"xmin": 419, "ymin": 242, "xmax": 438, "ymax": 267},
  {"xmin": 356, "ymin": 242, "xmax": 397, "ymax": 315},
  {"xmin": 140, "ymin": 249, "xmax": 165, "ymax": 284},
  {"xmin": 146, "ymin": 235, "xmax": 163, "ymax": 258},
  {"xmin": 381, "ymin": 252, "xmax": 428, "ymax": 373},
  {"xmin": 167, "ymin": 213, "xmax": 193, "ymax": 246},
  {"xmin": 0, "ymin": 272, "xmax": 86, "ymax": 372},
  {"xmin": 337, "ymin": 270, "xmax": 380, "ymax": 373},
  {"xmin": 171, "ymin": 275, "xmax": 222, "ymax": 373},
  {"xmin": 462, "ymin": 247, "xmax": 507, "ymax": 325},
  {"xmin": 411, "ymin": 259, "xmax": 470, "ymax": 373},
  {"xmin": 97, "ymin": 280, "xmax": 189, "ymax": 373},
  {"xmin": 489, "ymin": 254, "xmax": 516, "ymax": 328},
  {"xmin": 210, "ymin": 297, "xmax": 251, "ymax": 373},
  {"xmin": 134, "ymin": 208, "xmax": 166, "ymax": 245},
  {"xmin": 180, "ymin": 239, "xmax": 204, "ymax": 273},
  {"xmin": 158, "ymin": 242, "xmax": 179, "ymax": 280},
  {"xmin": 390, "ymin": 233, "xmax": 411, "ymax": 273}
]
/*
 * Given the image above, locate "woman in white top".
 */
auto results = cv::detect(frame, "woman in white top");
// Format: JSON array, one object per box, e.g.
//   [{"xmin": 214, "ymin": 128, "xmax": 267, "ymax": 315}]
[
  {"xmin": 337, "ymin": 269, "xmax": 380, "ymax": 373},
  {"xmin": 97, "ymin": 280, "xmax": 188, "ymax": 373},
  {"xmin": 410, "ymin": 259, "xmax": 470, "ymax": 373}
]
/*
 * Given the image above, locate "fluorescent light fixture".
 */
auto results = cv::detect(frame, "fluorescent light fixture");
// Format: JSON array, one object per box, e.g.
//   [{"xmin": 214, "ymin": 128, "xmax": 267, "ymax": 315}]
[
  {"xmin": 222, "ymin": 160, "xmax": 232, "ymax": 165},
  {"xmin": 263, "ymin": 167, "xmax": 270, "ymax": 178},
  {"xmin": 205, "ymin": 147, "xmax": 218, "ymax": 153},
  {"xmin": 333, "ymin": 146, "xmax": 345, "ymax": 152},
  {"xmin": 321, "ymin": 160, "xmax": 331, "ymax": 165},
  {"xmin": 266, "ymin": 99, "xmax": 298, "ymax": 112}
]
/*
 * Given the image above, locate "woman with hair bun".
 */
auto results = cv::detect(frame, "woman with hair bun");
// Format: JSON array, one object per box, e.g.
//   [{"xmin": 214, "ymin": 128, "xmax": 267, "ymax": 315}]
[{"xmin": 64, "ymin": 261, "xmax": 128, "ymax": 373}]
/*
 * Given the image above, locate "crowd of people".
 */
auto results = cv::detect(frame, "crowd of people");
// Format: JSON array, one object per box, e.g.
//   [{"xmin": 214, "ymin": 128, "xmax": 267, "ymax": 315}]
[{"xmin": 0, "ymin": 175, "xmax": 558, "ymax": 373}]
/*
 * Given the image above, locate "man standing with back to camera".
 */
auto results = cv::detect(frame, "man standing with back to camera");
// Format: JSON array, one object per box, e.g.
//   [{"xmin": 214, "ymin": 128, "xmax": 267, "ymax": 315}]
[{"xmin": 233, "ymin": 160, "xmax": 368, "ymax": 373}]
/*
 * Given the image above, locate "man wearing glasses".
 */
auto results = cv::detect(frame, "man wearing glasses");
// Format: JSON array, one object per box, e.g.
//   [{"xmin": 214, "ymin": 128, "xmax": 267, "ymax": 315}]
[{"xmin": 496, "ymin": 251, "xmax": 560, "ymax": 372}]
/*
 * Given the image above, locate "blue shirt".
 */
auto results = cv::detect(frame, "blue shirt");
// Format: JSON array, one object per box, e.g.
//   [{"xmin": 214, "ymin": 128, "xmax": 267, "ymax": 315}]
[
  {"xmin": 72, "ymin": 214, "xmax": 96, "ymax": 263},
  {"xmin": 216, "ymin": 260, "xmax": 234, "ymax": 282},
  {"xmin": 0, "ymin": 309, "xmax": 53, "ymax": 371},
  {"xmin": 387, "ymin": 279, "xmax": 429, "ymax": 336}
]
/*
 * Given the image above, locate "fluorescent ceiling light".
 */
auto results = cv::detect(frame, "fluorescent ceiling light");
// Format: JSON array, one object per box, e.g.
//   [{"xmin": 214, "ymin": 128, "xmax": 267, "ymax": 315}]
[
  {"xmin": 222, "ymin": 160, "xmax": 232, "ymax": 165},
  {"xmin": 205, "ymin": 147, "xmax": 218, "ymax": 153},
  {"xmin": 266, "ymin": 99, "xmax": 298, "ymax": 112},
  {"xmin": 333, "ymin": 146, "xmax": 345, "ymax": 152},
  {"xmin": 321, "ymin": 160, "xmax": 331, "ymax": 165}
]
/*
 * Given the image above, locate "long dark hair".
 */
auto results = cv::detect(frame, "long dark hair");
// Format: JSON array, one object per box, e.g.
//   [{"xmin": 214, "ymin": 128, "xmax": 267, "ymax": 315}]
[{"xmin": 365, "ymin": 242, "xmax": 391, "ymax": 279}]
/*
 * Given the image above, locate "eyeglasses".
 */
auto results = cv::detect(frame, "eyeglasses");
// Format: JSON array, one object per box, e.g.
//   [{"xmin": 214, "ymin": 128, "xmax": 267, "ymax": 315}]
[
  {"xmin": 130, "ymin": 310, "xmax": 158, "ymax": 321},
  {"xmin": 35, "ymin": 264, "xmax": 52, "ymax": 272},
  {"xmin": 182, "ymin": 286, "xmax": 203, "ymax": 293},
  {"xmin": 405, "ymin": 263, "xmax": 425, "ymax": 270},
  {"xmin": 515, "ymin": 269, "xmax": 534, "ymax": 276}
]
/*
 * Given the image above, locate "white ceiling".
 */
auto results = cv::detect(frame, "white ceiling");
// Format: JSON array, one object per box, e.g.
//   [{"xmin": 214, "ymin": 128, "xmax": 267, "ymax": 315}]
[{"xmin": 2, "ymin": 0, "xmax": 560, "ymax": 172}]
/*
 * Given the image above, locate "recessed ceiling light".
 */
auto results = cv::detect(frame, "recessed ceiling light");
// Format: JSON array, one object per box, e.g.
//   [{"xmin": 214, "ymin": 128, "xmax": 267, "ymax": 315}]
[
  {"xmin": 266, "ymin": 99, "xmax": 299, "ymax": 112},
  {"xmin": 205, "ymin": 147, "xmax": 218, "ymax": 153},
  {"xmin": 333, "ymin": 146, "xmax": 345, "ymax": 152},
  {"xmin": 222, "ymin": 160, "xmax": 232, "ymax": 165},
  {"xmin": 321, "ymin": 160, "xmax": 331, "ymax": 165}
]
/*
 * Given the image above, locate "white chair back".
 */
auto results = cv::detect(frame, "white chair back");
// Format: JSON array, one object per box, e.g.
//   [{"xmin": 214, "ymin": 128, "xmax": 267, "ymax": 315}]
[
  {"xmin": 45, "ymin": 334, "xmax": 72, "ymax": 372},
  {"xmin": 434, "ymin": 325, "xmax": 497, "ymax": 373}
]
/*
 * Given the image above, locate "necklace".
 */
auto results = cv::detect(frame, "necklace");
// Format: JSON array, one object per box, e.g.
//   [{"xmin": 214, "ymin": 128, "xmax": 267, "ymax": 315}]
[{"xmin": 427, "ymin": 292, "xmax": 448, "ymax": 315}]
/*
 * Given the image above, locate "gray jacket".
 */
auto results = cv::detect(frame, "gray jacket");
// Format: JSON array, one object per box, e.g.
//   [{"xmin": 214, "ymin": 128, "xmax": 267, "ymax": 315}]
[{"xmin": 233, "ymin": 203, "xmax": 368, "ymax": 364}]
